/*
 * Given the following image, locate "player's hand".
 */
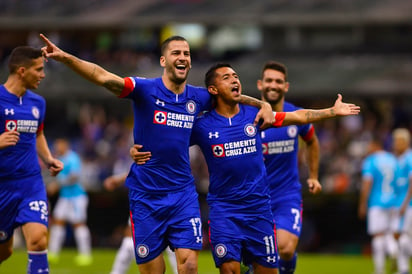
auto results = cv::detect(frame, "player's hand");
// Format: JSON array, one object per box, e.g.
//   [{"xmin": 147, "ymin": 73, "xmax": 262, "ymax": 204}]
[
  {"xmin": 0, "ymin": 131, "xmax": 20, "ymax": 149},
  {"xmin": 47, "ymin": 158, "xmax": 64, "ymax": 176},
  {"xmin": 103, "ymin": 175, "xmax": 126, "ymax": 191},
  {"xmin": 39, "ymin": 33, "xmax": 66, "ymax": 62},
  {"xmin": 332, "ymin": 94, "xmax": 361, "ymax": 116},
  {"xmin": 130, "ymin": 144, "xmax": 152, "ymax": 165},
  {"xmin": 254, "ymin": 102, "xmax": 275, "ymax": 129},
  {"xmin": 307, "ymin": 178, "xmax": 322, "ymax": 194}
]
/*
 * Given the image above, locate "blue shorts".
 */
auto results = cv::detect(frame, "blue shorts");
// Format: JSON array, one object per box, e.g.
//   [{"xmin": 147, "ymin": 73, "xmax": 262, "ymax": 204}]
[
  {"xmin": 271, "ymin": 194, "xmax": 302, "ymax": 237},
  {"xmin": 0, "ymin": 175, "xmax": 48, "ymax": 243},
  {"xmin": 129, "ymin": 186, "xmax": 203, "ymax": 264},
  {"xmin": 209, "ymin": 211, "xmax": 278, "ymax": 269}
]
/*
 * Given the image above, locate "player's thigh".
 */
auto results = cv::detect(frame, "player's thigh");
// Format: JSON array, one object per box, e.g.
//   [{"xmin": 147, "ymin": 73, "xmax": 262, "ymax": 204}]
[
  {"xmin": 253, "ymin": 262, "xmax": 278, "ymax": 274},
  {"xmin": 276, "ymin": 229, "xmax": 299, "ymax": 254},
  {"xmin": 367, "ymin": 207, "xmax": 392, "ymax": 235},
  {"xmin": 137, "ymin": 253, "xmax": 166, "ymax": 274}
]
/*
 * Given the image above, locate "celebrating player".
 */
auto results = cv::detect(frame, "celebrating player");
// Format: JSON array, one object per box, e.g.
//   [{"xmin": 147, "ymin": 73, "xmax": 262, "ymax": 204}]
[
  {"xmin": 0, "ymin": 46, "xmax": 63, "ymax": 273},
  {"xmin": 190, "ymin": 63, "xmax": 359, "ymax": 273},
  {"xmin": 40, "ymin": 34, "xmax": 275, "ymax": 274},
  {"xmin": 257, "ymin": 61, "xmax": 322, "ymax": 274}
]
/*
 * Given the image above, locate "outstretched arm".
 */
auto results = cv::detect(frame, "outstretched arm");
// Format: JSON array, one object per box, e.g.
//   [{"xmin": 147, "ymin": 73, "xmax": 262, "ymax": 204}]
[
  {"xmin": 40, "ymin": 33, "xmax": 125, "ymax": 96},
  {"xmin": 280, "ymin": 94, "xmax": 360, "ymax": 126}
]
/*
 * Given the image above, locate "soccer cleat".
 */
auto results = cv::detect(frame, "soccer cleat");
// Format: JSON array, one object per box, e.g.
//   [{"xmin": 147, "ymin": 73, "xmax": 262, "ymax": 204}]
[
  {"xmin": 48, "ymin": 253, "xmax": 59, "ymax": 264},
  {"xmin": 74, "ymin": 254, "xmax": 93, "ymax": 266}
]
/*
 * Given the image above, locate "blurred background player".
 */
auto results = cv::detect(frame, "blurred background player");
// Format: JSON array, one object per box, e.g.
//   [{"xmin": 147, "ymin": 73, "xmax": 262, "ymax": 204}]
[
  {"xmin": 392, "ymin": 128, "xmax": 412, "ymax": 274},
  {"xmin": 0, "ymin": 46, "xmax": 63, "ymax": 273},
  {"xmin": 47, "ymin": 138, "xmax": 93, "ymax": 266},
  {"xmin": 358, "ymin": 136, "xmax": 398, "ymax": 274},
  {"xmin": 104, "ymin": 171, "xmax": 178, "ymax": 274},
  {"xmin": 257, "ymin": 61, "xmax": 322, "ymax": 274}
]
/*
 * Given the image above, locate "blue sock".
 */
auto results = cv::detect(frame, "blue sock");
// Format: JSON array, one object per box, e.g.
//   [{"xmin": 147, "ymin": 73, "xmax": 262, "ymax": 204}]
[
  {"xmin": 27, "ymin": 250, "xmax": 49, "ymax": 274},
  {"xmin": 279, "ymin": 253, "xmax": 297, "ymax": 274}
]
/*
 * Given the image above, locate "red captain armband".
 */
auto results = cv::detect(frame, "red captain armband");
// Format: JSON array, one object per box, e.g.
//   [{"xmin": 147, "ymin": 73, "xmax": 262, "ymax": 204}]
[
  {"xmin": 118, "ymin": 77, "xmax": 135, "ymax": 98},
  {"xmin": 272, "ymin": 112, "xmax": 286, "ymax": 127},
  {"xmin": 37, "ymin": 122, "xmax": 44, "ymax": 133}
]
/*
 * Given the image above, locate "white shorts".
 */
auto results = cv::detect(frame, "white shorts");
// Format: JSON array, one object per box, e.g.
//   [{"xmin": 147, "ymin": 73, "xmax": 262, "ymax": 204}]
[
  {"xmin": 52, "ymin": 195, "xmax": 89, "ymax": 224},
  {"xmin": 402, "ymin": 206, "xmax": 412, "ymax": 235},
  {"xmin": 367, "ymin": 207, "xmax": 397, "ymax": 235}
]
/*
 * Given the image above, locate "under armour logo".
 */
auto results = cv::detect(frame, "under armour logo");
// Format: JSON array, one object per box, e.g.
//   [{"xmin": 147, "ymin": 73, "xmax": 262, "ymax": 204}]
[
  {"xmin": 156, "ymin": 99, "xmax": 165, "ymax": 106},
  {"xmin": 266, "ymin": 256, "xmax": 277, "ymax": 263},
  {"xmin": 5, "ymin": 108, "xmax": 14, "ymax": 115},
  {"xmin": 196, "ymin": 237, "xmax": 202, "ymax": 243},
  {"xmin": 208, "ymin": 132, "xmax": 219, "ymax": 139}
]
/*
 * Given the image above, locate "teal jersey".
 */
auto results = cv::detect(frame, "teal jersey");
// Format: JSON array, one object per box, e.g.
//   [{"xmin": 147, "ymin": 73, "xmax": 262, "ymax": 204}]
[
  {"xmin": 394, "ymin": 149, "xmax": 412, "ymax": 207},
  {"xmin": 362, "ymin": 150, "xmax": 397, "ymax": 208},
  {"xmin": 57, "ymin": 150, "xmax": 85, "ymax": 198}
]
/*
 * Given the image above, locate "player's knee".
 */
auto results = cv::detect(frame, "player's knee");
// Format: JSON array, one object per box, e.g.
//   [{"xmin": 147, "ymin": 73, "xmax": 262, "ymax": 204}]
[
  {"xmin": 278, "ymin": 244, "xmax": 295, "ymax": 260},
  {"xmin": 26, "ymin": 232, "xmax": 48, "ymax": 251},
  {"xmin": 180, "ymin": 257, "xmax": 197, "ymax": 273}
]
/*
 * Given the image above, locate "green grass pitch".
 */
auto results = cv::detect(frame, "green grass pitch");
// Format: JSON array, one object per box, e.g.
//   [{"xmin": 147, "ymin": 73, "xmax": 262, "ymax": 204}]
[{"xmin": 0, "ymin": 248, "xmax": 393, "ymax": 274}]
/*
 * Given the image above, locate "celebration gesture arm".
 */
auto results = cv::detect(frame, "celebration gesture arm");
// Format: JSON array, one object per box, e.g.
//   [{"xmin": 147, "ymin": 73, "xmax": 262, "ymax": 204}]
[{"xmin": 40, "ymin": 33, "xmax": 125, "ymax": 96}]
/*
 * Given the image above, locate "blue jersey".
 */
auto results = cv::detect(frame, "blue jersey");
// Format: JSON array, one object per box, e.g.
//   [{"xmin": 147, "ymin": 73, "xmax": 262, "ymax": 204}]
[
  {"xmin": 57, "ymin": 150, "xmax": 86, "ymax": 198},
  {"xmin": 362, "ymin": 151, "xmax": 398, "ymax": 208},
  {"xmin": 191, "ymin": 104, "xmax": 280, "ymax": 215},
  {"xmin": 0, "ymin": 85, "xmax": 45, "ymax": 180},
  {"xmin": 394, "ymin": 149, "xmax": 412, "ymax": 207},
  {"xmin": 120, "ymin": 77, "xmax": 211, "ymax": 193},
  {"xmin": 261, "ymin": 102, "xmax": 314, "ymax": 201}
]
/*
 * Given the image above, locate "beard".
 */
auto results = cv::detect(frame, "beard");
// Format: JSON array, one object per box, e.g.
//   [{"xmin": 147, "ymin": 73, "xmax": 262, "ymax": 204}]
[{"xmin": 263, "ymin": 89, "xmax": 284, "ymax": 105}]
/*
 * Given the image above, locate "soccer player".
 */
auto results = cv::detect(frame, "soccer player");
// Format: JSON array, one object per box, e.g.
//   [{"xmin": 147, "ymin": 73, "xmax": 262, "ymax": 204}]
[
  {"xmin": 48, "ymin": 138, "xmax": 93, "ymax": 266},
  {"xmin": 257, "ymin": 61, "xmax": 322, "ymax": 274},
  {"xmin": 39, "ymin": 34, "xmax": 275, "ymax": 274},
  {"xmin": 358, "ymin": 136, "xmax": 398, "ymax": 274},
  {"xmin": 392, "ymin": 128, "xmax": 412, "ymax": 274},
  {"xmin": 190, "ymin": 63, "xmax": 359, "ymax": 273},
  {"xmin": 0, "ymin": 46, "xmax": 63, "ymax": 273}
]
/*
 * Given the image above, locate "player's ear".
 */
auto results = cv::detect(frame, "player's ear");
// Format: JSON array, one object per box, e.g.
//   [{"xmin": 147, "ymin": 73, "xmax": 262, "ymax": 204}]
[
  {"xmin": 208, "ymin": 85, "xmax": 218, "ymax": 95},
  {"xmin": 160, "ymin": 56, "xmax": 166, "ymax": 68},
  {"xmin": 257, "ymin": 79, "xmax": 263, "ymax": 91},
  {"xmin": 284, "ymin": 81, "xmax": 290, "ymax": 93}
]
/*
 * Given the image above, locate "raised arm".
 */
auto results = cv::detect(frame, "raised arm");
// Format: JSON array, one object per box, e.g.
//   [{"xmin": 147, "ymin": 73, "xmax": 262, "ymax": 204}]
[
  {"xmin": 40, "ymin": 33, "xmax": 125, "ymax": 96},
  {"xmin": 281, "ymin": 94, "xmax": 360, "ymax": 126}
]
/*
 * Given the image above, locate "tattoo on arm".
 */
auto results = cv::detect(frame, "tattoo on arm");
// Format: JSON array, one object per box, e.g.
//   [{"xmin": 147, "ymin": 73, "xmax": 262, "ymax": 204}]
[
  {"xmin": 304, "ymin": 110, "xmax": 331, "ymax": 122},
  {"xmin": 239, "ymin": 95, "xmax": 262, "ymax": 108},
  {"xmin": 103, "ymin": 80, "xmax": 124, "ymax": 95},
  {"xmin": 62, "ymin": 57, "xmax": 73, "ymax": 65},
  {"xmin": 90, "ymin": 65, "xmax": 96, "ymax": 78}
]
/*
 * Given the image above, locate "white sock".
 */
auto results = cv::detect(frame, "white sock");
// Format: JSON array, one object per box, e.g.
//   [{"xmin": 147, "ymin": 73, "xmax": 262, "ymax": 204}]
[
  {"xmin": 372, "ymin": 235, "xmax": 386, "ymax": 274},
  {"xmin": 385, "ymin": 233, "xmax": 398, "ymax": 258},
  {"xmin": 110, "ymin": 237, "xmax": 135, "ymax": 274},
  {"xmin": 398, "ymin": 233, "xmax": 411, "ymax": 273},
  {"xmin": 48, "ymin": 225, "xmax": 66, "ymax": 254},
  {"xmin": 165, "ymin": 247, "xmax": 178, "ymax": 274},
  {"xmin": 74, "ymin": 225, "xmax": 92, "ymax": 256}
]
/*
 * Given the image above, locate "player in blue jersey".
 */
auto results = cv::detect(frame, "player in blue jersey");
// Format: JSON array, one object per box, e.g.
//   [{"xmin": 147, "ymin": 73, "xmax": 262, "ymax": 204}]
[
  {"xmin": 39, "ymin": 34, "xmax": 276, "ymax": 274},
  {"xmin": 257, "ymin": 61, "xmax": 322, "ymax": 274},
  {"xmin": 0, "ymin": 46, "xmax": 63, "ymax": 273},
  {"xmin": 392, "ymin": 128, "xmax": 412, "ymax": 274},
  {"xmin": 47, "ymin": 138, "xmax": 93, "ymax": 266},
  {"xmin": 358, "ymin": 136, "xmax": 399, "ymax": 274},
  {"xmin": 188, "ymin": 63, "xmax": 359, "ymax": 273}
]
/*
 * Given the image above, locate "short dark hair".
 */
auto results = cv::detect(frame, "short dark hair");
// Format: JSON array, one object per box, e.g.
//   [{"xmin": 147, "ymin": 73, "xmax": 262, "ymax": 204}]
[
  {"xmin": 204, "ymin": 63, "xmax": 233, "ymax": 87},
  {"xmin": 261, "ymin": 61, "xmax": 288, "ymax": 81},
  {"xmin": 8, "ymin": 46, "xmax": 43, "ymax": 74},
  {"xmin": 160, "ymin": 36, "xmax": 188, "ymax": 56}
]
